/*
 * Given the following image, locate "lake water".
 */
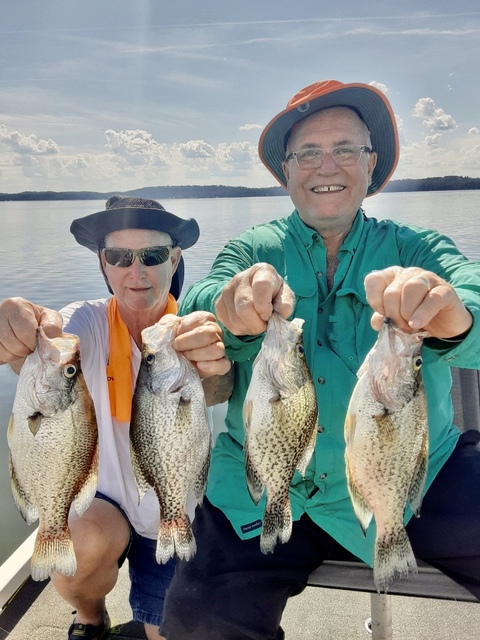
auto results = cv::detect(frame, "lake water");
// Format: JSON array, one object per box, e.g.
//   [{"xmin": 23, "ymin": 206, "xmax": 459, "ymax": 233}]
[{"xmin": 1, "ymin": 190, "xmax": 479, "ymax": 565}]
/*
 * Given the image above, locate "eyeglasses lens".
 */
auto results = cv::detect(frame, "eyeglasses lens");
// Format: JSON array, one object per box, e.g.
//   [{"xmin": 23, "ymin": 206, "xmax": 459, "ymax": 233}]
[
  {"xmin": 290, "ymin": 145, "xmax": 370, "ymax": 168},
  {"xmin": 104, "ymin": 246, "xmax": 171, "ymax": 267}
]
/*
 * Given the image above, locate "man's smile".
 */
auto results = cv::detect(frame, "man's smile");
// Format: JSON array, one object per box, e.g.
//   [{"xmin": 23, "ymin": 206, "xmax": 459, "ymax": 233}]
[{"xmin": 311, "ymin": 185, "xmax": 345, "ymax": 193}]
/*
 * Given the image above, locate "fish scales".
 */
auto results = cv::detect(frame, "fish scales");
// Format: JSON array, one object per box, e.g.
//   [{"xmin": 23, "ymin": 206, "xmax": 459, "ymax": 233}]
[
  {"xmin": 130, "ymin": 317, "xmax": 211, "ymax": 564},
  {"xmin": 243, "ymin": 313, "xmax": 318, "ymax": 554},
  {"xmin": 7, "ymin": 327, "xmax": 98, "ymax": 581},
  {"xmin": 345, "ymin": 317, "xmax": 428, "ymax": 593}
]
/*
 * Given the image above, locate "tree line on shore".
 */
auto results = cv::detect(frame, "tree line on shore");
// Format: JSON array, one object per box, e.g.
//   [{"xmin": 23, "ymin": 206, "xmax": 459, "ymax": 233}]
[{"xmin": 1, "ymin": 176, "xmax": 479, "ymax": 201}]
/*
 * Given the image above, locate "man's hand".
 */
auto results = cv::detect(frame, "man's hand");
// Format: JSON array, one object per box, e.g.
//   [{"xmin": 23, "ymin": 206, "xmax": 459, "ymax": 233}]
[
  {"xmin": 364, "ymin": 266, "xmax": 473, "ymax": 338},
  {"xmin": 0, "ymin": 297, "xmax": 63, "ymax": 369},
  {"xmin": 214, "ymin": 263, "xmax": 295, "ymax": 336},
  {"xmin": 167, "ymin": 311, "xmax": 231, "ymax": 379}
]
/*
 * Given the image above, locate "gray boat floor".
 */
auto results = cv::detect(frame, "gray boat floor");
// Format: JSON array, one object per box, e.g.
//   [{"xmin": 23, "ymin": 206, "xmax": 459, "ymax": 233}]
[{"xmin": 1, "ymin": 562, "xmax": 480, "ymax": 639}]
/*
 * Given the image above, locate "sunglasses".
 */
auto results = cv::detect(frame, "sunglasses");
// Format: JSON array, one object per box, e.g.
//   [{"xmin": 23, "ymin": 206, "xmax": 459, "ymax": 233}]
[{"xmin": 103, "ymin": 245, "xmax": 172, "ymax": 268}]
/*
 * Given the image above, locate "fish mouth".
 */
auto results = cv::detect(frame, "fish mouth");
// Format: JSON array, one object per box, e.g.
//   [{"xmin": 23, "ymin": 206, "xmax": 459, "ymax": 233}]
[
  {"xmin": 383, "ymin": 317, "xmax": 426, "ymax": 354},
  {"xmin": 369, "ymin": 318, "xmax": 425, "ymax": 412},
  {"xmin": 310, "ymin": 185, "xmax": 345, "ymax": 193}
]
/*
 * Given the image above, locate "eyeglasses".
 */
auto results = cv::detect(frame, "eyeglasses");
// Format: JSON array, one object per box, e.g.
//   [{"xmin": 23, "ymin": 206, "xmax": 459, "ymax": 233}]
[
  {"xmin": 286, "ymin": 145, "xmax": 372, "ymax": 169},
  {"xmin": 103, "ymin": 246, "xmax": 172, "ymax": 268}
]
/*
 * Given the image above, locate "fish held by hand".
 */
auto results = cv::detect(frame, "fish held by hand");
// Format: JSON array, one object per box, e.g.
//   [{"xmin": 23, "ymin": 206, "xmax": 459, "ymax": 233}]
[
  {"xmin": 345, "ymin": 317, "xmax": 428, "ymax": 593},
  {"xmin": 130, "ymin": 317, "xmax": 211, "ymax": 564},
  {"xmin": 8, "ymin": 327, "xmax": 98, "ymax": 581},
  {"xmin": 243, "ymin": 312, "xmax": 318, "ymax": 554}
]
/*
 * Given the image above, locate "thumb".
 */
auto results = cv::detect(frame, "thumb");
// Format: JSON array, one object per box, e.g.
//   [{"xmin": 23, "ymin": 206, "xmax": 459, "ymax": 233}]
[
  {"xmin": 37, "ymin": 307, "xmax": 64, "ymax": 339},
  {"xmin": 272, "ymin": 281, "xmax": 296, "ymax": 319}
]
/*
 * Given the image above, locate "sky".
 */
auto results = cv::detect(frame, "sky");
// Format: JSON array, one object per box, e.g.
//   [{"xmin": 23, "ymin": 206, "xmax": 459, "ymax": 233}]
[{"xmin": 1, "ymin": 1, "xmax": 480, "ymax": 193}]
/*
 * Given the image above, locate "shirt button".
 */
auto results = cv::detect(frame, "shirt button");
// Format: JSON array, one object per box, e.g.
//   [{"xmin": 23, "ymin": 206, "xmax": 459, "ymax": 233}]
[
  {"xmin": 320, "ymin": 473, "xmax": 327, "ymax": 480},
  {"xmin": 317, "ymin": 377, "xmax": 325, "ymax": 385},
  {"xmin": 318, "ymin": 307, "xmax": 323, "ymax": 314},
  {"xmin": 316, "ymin": 271, "xmax": 323, "ymax": 278},
  {"xmin": 317, "ymin": 339, "xmax": 322, "ymax": 347},
  {"xmin": 317, "ymin": 425, "xmax": 325, "ymax": 433}
]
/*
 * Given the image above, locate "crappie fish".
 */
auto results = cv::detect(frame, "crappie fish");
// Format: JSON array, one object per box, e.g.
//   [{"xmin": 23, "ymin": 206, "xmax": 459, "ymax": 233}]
[
  {"xmin": 243, "ymin": 313, "xmax": 318, "ymax": 554},
  {"xmin": 130, "ymin": 317, "xmax": 211, "ymax": 564},
  {"xmin": 7, "ymin": 327, "xmax": 98, "ymax": 581},
  {"xmin": 344, "ymin": 317, "xmax": 428, "ymax": 593}
]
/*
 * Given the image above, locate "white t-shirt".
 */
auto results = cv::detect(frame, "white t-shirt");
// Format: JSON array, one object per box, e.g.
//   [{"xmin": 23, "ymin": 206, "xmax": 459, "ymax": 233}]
[{"xmin": 61, "ymin": 298, "xmax": 160, "ymax": 539}]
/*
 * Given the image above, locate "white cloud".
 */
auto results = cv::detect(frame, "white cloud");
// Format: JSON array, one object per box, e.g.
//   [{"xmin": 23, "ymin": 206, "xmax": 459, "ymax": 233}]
[
  {"xmin": 422, "ymin": 133, "xmax": 443, "ymax": 148},
  {"xmin": 239, "ymin": 123, "xmax": 263, "ymax": 131},
  {"xmin": 178, "ymin": 140, "xmax": 216, "ymax": 159},
  {"xmin": 220, "ymin": 141, "xmax": 256, "ymax": 163},
  {"xmin": 0, "ymin": 125, "xmax": 60, "ymax": 155},
  {"xmin": 104, "ymin": 129, "xmax": 170, "ymax": 166},
  {"xmin": 412, "ymin": 98, "xmax": 457, "ymax": 132},
  {"xmin": 369, "ymin": 81, "xmax": 388, "ymax": 94},
  {"xmin": 468, "ymin": 128, "xmax": 480, "ymax": 135}
]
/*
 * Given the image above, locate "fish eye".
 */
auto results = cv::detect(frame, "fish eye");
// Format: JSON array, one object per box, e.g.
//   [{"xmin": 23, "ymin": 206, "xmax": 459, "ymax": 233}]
[
  {"xmin": 63, "ymin": 364, "xmax": 77, "ymax": 379},
  {"xmin": 413, "ymin": 356, "xmax": 423, "ymax": 371},
  {"xmin": 297, "ymin": 344, "xmax": 305, "ymax": 358},
  {"xmin": 145, "ymin": 353, "xmax": 156, "ymax": 365}
]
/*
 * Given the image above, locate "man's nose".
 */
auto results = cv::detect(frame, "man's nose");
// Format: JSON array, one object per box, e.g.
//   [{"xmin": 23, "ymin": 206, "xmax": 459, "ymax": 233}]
[{"xmin": 315, "ymin": 152, "xmax": 337, "ymax": 171}]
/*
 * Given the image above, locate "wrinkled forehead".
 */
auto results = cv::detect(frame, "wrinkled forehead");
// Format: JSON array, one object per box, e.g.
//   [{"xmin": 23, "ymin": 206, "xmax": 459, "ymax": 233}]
[
  {"xmin": 286, "ymin": 106, "xmax": 370, "ymax": 150},
  {"xmin": 104, "ymin": 228, "xmax": 173, "ymax": 248}
]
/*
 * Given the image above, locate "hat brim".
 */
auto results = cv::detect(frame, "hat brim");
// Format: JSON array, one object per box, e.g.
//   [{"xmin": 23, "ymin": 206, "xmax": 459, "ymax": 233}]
[
  {"xmin": 70, "ymin": 206, "xmax": 200, "ymax": 252},
  {"xmin": 258, "ymin": 82, "xmax": 399, "ymax": 197},
  {"xmin": 71, "ymin": 205, "xmax": 198, "ymax": 300}
]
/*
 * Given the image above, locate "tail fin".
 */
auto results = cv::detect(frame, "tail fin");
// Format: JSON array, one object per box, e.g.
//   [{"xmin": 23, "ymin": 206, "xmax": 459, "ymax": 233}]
[
  {"xmin": 31, "ymin": 528, "xmax": 77, "ymax": 581},
  {"xmin": 260, "ymin": 493, "xmax": 292, "ymax": 555},
  {"xmin": 374, "ymin": 526, "xmax": 417, "ymax": 594},
  {"xmin": 156, "ymin": 515, "xmax": 196, "ymax": 564}
]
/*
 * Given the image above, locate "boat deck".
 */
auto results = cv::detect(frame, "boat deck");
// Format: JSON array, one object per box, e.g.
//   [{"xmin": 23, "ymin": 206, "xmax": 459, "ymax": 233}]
[{"xmin": 1, "ymin": 562, "xmax": 480, "ymax": 639}]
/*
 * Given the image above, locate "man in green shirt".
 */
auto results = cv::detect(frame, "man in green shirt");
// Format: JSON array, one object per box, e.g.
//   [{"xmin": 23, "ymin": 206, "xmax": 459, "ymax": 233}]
[{"xmin": 161, "ymin": 80, "xmax": 480, "ymax": 640}]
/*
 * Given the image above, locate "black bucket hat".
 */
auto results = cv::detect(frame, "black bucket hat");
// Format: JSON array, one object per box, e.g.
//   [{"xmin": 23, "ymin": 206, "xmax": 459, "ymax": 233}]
[
  {"xmin": 70, "ymin": 195, "xmax": 200, "ymax": 299},
  {"xmin": 258, "ymin": 80, "xmax": 399, "ymax": 197}
]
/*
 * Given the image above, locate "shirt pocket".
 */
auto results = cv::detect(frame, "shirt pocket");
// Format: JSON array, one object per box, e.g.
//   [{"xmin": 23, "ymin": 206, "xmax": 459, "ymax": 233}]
[{"xmin": 328, "ymin": 287, "xmax": 377, "ymax": 373}]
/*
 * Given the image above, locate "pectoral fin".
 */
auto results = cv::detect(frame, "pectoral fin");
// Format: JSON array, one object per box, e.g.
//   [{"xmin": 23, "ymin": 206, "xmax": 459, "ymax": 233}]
[{"xmin": 28, "ymin": 412, "xmax": 43, "ymax": 436}]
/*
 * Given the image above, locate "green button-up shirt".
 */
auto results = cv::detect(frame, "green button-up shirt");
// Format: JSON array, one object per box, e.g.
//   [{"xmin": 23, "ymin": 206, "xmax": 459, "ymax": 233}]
[{"xmin": 180, "ymin": 209, "xmax": 480, "ymax": 565}]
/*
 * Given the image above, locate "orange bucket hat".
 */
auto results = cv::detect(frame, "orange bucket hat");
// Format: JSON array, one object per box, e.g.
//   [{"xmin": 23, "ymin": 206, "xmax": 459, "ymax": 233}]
[{"xmin": 258, "ymin": 80, "xmax": 399, "ymax": 197}]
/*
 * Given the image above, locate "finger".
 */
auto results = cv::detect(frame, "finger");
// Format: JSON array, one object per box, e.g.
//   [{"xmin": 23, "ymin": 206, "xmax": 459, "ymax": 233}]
[
  {"xmin": 272, "ymin": 281, "xmax": 296, "ymax": 319},
  {"xmin": 215, "ymin": 288, "xmax": 266, "ymax": 336},
  {"xmin": 174, "ymin": 311, "xmax": 216, "ymax": 336},
  {"xmin": 195, "ymin": 357, "xmax": 232, "ymax": 378},
  {"xmin": 397, "ymin": 275, "xmax": 435, "ymax": 329},
  {"xmin": 174, "ymin": 322, "xmax": 223, "ymax": 352},
  {"xmin": 251, "ymin": 265, "xmax": 287, "ymax": 321},
  {"xmin": 177, "ymin": 336, "xmax": 226, "ymax": 362},
  {"xmin": 369, "ymin": 310, "xmax": 386, "ymax": 332},
  {"xmin": 367, "ymin": 268, "xmax": 432, "ymax": 332},
  {"xmin": 385, "ymin": 272, "xmax": 440, "ymax": 331},
  {"xmin": 408, "ymin": 283, "xmax": 459, "ymax": 331},
  {"xmin": 0, "ymin": 300, "xmax": 51, "ymax": 356},
  {"xmin": 38, "ymin": 308, "xmax": 64, "ymax": 339},
  {"xmin": 364, "ymin": 268, "xmax": 401, "ymax": 317},
  {"xmin": 158, "ymin": 312, "xmax": 179, "ymax": 325}
]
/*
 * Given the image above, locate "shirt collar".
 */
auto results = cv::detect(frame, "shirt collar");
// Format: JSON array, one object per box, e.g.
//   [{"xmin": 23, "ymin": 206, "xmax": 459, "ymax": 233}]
[{"xmin": 288, "ymin": 208, "xmax": 366, "ymax": 254}]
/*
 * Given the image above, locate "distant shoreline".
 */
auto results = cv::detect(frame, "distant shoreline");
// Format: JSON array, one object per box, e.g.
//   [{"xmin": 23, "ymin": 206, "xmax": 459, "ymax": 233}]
[{"xmin": 1, "ymin": 176, "xmax": 479, "ymax": 201}]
